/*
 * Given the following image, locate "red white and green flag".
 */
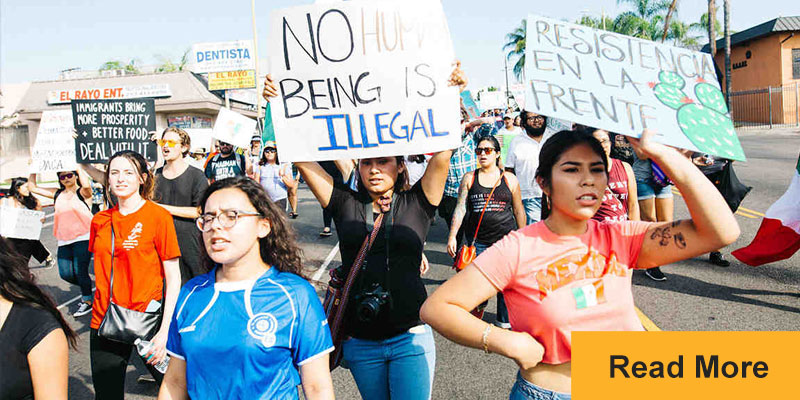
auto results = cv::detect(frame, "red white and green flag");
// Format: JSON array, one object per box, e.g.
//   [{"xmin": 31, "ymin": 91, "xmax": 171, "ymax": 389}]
[{"xmin": 732, "ymin": 153, "xmax": 800, "ymax": 266}]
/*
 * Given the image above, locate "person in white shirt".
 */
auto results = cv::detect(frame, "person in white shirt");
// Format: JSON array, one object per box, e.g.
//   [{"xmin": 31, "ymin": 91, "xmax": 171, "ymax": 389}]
[{"xmin": 505, "ymin": 111, "xmax": 548, "ymax": 225}]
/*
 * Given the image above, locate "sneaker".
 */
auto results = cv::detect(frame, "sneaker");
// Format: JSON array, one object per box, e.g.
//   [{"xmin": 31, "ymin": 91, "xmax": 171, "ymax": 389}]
[
  {"xmin": 319, "ymin": 227, "xmax": 333, "ymax": 237},
  {"xmin": 709, "ymin": 252, "xmax": 731, "ymax": 267},
  {"xmin": 289, "ymin": 212, "xmax": 299, "ymax": 219},
  {"xmin": 73, "ymin": 302, "xmax": 92, "ymax": 317},
  {"xmin": 137, "ymin": 374, "xmax": 156, "ymax": 384},
  {"xmin": 644, "ymin": 267, "xmax": 667, "ymax": 282},
  {"xmin": 44, "ymin": 256, "xmax": 56, "ymax": 269}
]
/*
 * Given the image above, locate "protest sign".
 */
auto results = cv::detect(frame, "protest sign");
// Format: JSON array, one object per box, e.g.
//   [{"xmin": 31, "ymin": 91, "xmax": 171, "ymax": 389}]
[
  {"xmin": 211, "ymin": 107, "xmax": 257, "ymax": 149},
  {"xmin": 0, "ymin": 206, "xmax": 44, "ymax": 240},
  {"xmin": 184, "ymin": 128, "xmax": 213, "ymax": 152},
  {"xmin": 31, "ymin": 110, "xmax": 77, "ymax": 173},
  {"xmin": 479, "ymin": 91, "xmax": 505, "ymax": 110},
  {"xmin": 524, "ymin": 14, "xmax": 745, "ymax": 161},
  {"xmin": 509, "ymin": 83, "xmax": 526, "ymax": 109},
  {"xmin": 208, "ymin": 70, "xmax": 257, "ymax": 91},
  {"xmin": 191, "ymin": 40, "xmax": 255, "ymax": 74},
  {"xmin": 460, "ymin": 90, "xmax": 483, "ymax": 120},
  {"xmin": 47, "ymin": 84, "xmax": 171, "ymax": 105},
  {"xmin": 71, "ymin": 99, "xmax": 157, "ymax": 163},
  {"xmin": 267, "ymin": 0, "xmax": 461, "ymax": 162}
]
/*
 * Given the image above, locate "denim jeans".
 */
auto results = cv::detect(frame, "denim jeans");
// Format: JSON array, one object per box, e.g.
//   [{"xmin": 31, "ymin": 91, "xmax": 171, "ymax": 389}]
[
  {"xmin": 342, "ymin": 325, "xmax": 436, "ymax": 400},
  {"xmin": 509, "ymin": 372, "xmax": 571, "ymax": 400},
  {"xmin": 522, "ymin": 197, "xmax": 542, "ymax": 225},
  {"xmin": 474, "ymin": 241, "xmax": 509, "ymax": 324},
  {"xmin": 57, "ymin": 240, "xmax": 93, "ymax": 302}
]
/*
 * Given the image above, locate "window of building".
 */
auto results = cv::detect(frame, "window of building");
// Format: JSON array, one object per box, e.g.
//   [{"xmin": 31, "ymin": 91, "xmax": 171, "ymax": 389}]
[
  {"xmin": 167, "ymin": 115, "xmax": 213, "ymax": 129},
  {"xmin": 793, "ymin": 49, "xmax": 800, "ymax": 80}
]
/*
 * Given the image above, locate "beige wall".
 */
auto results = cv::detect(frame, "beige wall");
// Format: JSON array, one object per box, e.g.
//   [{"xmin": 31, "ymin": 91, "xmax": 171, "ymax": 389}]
[{"xmin": 714, "ymin": 34, "xmax": 783, "ymax": 92}]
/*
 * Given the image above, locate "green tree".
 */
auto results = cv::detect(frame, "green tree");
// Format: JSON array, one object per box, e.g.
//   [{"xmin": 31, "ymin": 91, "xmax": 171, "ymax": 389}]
[
  {"xmin": 155, "ymin": 49, "xmax": 190, "ymax": 73},
  {"xmin": 576, "ymin": 15, "xmax": 615, "ymax": 31},
  {"xmin": 502, "ymin": 19, "xmax": 526, "ymax": 81},
  {"xmin": 612, "ymin": 0, "xmax": 672, "ymax": 40},
  {"xmin": 99, "ymin": 59, "xmax": 140, "ymax": 74}
]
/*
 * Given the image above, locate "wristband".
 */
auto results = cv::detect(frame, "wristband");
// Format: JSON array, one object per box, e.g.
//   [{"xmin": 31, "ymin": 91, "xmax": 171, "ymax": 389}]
[{"xmin": 482, "ymin": 324, "xmax": 492, "ymax": 354}]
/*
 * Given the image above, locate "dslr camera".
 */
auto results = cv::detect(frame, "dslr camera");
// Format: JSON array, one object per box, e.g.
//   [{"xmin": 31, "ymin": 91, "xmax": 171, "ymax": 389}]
[{"xmin": 354, "ymin": 282, "xmax": 392, "ymax": 322}]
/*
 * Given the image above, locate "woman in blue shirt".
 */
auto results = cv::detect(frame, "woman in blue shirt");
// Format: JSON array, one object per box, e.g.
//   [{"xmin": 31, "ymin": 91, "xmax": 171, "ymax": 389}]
[{"xmin": 158, "ymin": 177, "xmax": 334, "ymax": 400}]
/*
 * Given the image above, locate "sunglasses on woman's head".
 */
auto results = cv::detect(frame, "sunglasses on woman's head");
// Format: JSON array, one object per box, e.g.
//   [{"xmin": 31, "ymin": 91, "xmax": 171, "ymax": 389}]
[{"xmin": 58, "ymin": 172, "xmax": 75, "ymax": 180}]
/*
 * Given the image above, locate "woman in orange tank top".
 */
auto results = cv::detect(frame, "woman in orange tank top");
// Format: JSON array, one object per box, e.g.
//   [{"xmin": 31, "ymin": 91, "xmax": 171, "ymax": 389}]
[{"xmin": 421, "ymin": 129, "xmax": 740, "ymax": 399}]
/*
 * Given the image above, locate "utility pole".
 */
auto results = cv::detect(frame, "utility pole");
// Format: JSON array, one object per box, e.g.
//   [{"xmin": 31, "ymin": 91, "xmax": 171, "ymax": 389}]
[
  {"xmin": 251, "ymin": 0, "xmax": 263, "ymax": 121},
  {"xmin": 708, "ymin": 0, "xmax": 716, "ymax": 58},
  {"xmin": 724, "ymin": 0, "xmax": 732, "ymax": 111},
  {"xmin": 504, "ymin": 58, "xmax": 511, "ymax": 108}
]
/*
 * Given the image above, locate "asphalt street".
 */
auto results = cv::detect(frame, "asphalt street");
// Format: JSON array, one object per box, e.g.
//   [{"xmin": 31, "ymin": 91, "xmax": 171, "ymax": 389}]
[{"xmin": 25, "ymin": 129, "xmax": 800, "ymax": 399}]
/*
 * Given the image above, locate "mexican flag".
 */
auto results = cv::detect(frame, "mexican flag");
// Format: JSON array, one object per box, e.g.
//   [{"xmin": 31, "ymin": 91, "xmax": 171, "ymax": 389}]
[{"xmin": 732, "ymin": 154, "xmax": 800, "ymax": 266}]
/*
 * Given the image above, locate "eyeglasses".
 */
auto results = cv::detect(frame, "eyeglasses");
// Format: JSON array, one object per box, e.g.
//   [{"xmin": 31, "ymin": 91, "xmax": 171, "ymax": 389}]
[
  {"xmin": 157, "ymin": 139, "xmax": 180, "ymax": 147},
  {"xmin": 475, "ymin": 147, "xmax": 496, "ymax": 155},
  {"xmin": 58, "ymin": 172, "xmax": 75, "ymax": 180},
  {"xmin": 264, "ymin": 147, "xmax": 277, "ymax": 153},
  {"xmin": 526, "ymin": 115, "xmax": 545, "ymax": 122},
  {"xmin": 196, "ymin": 209, "xmax": 263, "ymax": 232}
]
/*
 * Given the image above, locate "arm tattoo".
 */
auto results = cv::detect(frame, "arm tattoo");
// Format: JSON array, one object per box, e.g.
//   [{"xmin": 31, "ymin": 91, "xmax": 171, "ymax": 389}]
[
  {"xmin": 451, "ymin": 178, "xmax": 470, "ymax": 230},
  {"xmin": 650, "ymin": 221, "xmax": 687, "ymax": 249}
]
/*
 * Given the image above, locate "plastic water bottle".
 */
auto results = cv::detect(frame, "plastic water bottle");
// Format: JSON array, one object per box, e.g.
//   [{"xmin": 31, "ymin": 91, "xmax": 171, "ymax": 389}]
[{"xmin": 134, "ymin": 338, "xmax": 169, "ymax": 374}]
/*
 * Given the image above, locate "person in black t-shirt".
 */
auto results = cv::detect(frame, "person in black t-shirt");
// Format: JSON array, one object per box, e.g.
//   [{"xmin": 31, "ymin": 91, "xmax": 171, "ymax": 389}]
[
  {"xmin": 261, "ymin": 63, "xmax": 467, "ymax": 400},
  {"xmin": 0, "ymin": 235, "xmax": 77, "ymax": 400},
  {"xmin": 155, "ymin": 127, "xmax": 210, "ymax": 283},
  {"xmin": 204, "ymin": 140, "xmax": 252, "ymax": 183}
]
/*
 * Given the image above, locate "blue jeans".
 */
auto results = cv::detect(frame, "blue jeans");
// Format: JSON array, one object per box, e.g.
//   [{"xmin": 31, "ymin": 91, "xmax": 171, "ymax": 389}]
[
  {"xmin": 474, "ymin": 241, "xmax": 509, "ymax": 324},
  {"xmin": 635, "ymin": 179, "xmax": 673, "ymax": 200},
  {"xmin": 509, "ymin": 372, "xmax": 571, "ymax": 400},
  {"xmin": 57, "ymin": 240, "xmax": 93, "ymax": 302},
  {"xmin": 522, "ymin": 197, "xmax": 542, "ymax": 225},
  {"xmin": 343, "ymin": 325, "xmax": 436, "ymax": 400}
]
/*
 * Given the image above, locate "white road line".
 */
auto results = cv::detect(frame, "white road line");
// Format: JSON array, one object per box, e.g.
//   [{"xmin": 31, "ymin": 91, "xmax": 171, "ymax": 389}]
[
  {"xmin": 57, "ymin": 288, "xmax": 96, "ymax": 310},
  {"xmin": 312, "ymin": 242, "xmax": 340, "ymax": 282},
  {"xmin": 43, "ymin": 221, "xmax": 54, "ymax": 228}
]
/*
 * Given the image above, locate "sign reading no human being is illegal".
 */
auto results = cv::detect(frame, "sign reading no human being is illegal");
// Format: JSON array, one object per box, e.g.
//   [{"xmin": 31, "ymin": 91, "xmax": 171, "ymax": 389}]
[
  {"xmin": 71, "ymin": 99, "xmax": 157, "ymax": 163},
  {"xmin": 524, "ymin": 14, "xmax": 746, "ymax": 161},
  {"xmin": 267, "ymin": 0, "xmax": 461, "ymax": 162}
]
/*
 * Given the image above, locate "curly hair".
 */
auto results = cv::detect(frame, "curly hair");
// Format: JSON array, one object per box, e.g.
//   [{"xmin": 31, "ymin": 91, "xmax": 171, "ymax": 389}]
[
  {"xmin": 103, "ymin": 150, "xmax": 156, "ymax": 203},
  {"xmin": 160, "ymin": 127, "xmax": 192, "ymax": 157},
  {"xmin": 0, "ymin": 236, "xmax": 77, "ymax": 349},
  {"xmin": 198, "ymin": 177, "xmax": 306, "ymax": 278}
]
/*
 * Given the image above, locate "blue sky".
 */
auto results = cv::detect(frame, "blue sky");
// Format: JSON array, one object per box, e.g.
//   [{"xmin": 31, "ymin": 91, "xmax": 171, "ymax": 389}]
[{"xmin": 2, "ymin": 0, "xmax": 798, "ymax": 89}]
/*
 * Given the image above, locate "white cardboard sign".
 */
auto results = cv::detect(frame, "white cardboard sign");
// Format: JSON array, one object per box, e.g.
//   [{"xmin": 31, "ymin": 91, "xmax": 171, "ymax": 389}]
[
  {"xmin": 267, "ymin": 0, "xmax": 461, "ymax": 162},
  {"xmin": 184, "ymin": 128, "xmax": 213, "ymax": 152},
  {"xmin": 191, "ymin": 40, "xmax": 255, "ymax": 74},
  {"xmin": 0, "ymin": 206, "xmax": 44, "ymax": 240},
  {"xmin": 479, "ymin": 91, "xmax": 506, "ymax": 111},
  {"xmin": 31, "ymin": 110, "xmax": 77, "ymax": 173},
  {"xmin": 211, "ymin": 108, "xmax": 257, "ymax": 149},
  {"xmin": 524, "ymin": 14, "xmax": 745, "ymax": 161}
]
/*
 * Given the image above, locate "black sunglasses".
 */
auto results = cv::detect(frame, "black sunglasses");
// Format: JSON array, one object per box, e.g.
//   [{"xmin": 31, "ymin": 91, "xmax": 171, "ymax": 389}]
[
  {"xmin": 264, "ymin": 147, "xmax": 277, "ymax": 153},
  {"xmin": 58, "ymin": 172, "xmax": 75, "ymax": 180}
]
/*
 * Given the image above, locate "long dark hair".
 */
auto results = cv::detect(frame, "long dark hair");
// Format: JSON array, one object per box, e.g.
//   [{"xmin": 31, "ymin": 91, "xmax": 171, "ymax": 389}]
[
  {"xmin": 258, "ymin": 146, "xmax": 279, "ymax": 166},
  {"xmin": 9, "ymin": 178, "xmax": 38, "ymax": 210},
  {"xmin": 198, "ymin": 177, "xmax": 305, "ymax": 278},
  {"xmin": 476, "ymin": 135, "xmax": 502, "ymax": 167},
  {"xmin": 356, "ymin": 156, "xmax": 410, "ymax": 194},
  {"xmin": 536, "ymin": 130, "xmax": 608, "ymax": 219},
  {"xmin": 103, "ymin": 150, "xmax": 155, "ymax": 204},
  {"xmin": 0, "ymin": 236, "xmax": 77, "ymax": 349}
]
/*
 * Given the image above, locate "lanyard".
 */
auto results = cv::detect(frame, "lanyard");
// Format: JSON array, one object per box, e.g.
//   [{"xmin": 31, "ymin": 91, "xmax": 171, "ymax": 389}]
[{"xmin": 364, "ymin": 193, "xmax": 397, "ymax": 272}]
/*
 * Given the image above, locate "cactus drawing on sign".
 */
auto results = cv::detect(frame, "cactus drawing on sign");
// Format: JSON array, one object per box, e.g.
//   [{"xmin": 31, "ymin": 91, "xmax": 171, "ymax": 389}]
[{"xmin": 651, "ymin": 70, "xmax": 745, "ymax": 160}]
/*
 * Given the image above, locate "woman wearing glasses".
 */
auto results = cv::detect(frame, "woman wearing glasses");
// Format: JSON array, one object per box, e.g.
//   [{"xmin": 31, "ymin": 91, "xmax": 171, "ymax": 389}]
[
  {"xmin": 446, "ymin": 135, "xmax": 525, "ymax": 328},
  {"xmin": 159, "ymin": 177, "xmax": 334, "ymax": 400},
  {"xmin": 88, "ymin": 150, "xmax": 182, "ymax": 399},
  {"xmin": 154, "ymin": 127, "xmax": 209, "ymax": 284},
  {"xmin": 254, "ymin": 141, "xmax": 297, "ymax": 213},
  {"xmin": 27, "ymin": 169, "xmax": 95, "ymax": 317}
]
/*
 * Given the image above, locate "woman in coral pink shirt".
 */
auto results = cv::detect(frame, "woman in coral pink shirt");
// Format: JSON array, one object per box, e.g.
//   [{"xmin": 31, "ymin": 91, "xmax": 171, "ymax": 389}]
[{"xmin": 421, "ymin": 129, "xmax": 740, "ymax": 399}]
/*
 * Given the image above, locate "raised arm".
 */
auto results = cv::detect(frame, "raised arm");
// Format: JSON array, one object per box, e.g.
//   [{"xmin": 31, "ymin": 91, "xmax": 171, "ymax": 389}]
[
  {"xmin": 27, "ymin": 173, "xmax": 56, "ymax": 198},
  {"xmin": 631, "ymin": 130, "xmax": 740, "ymax": 268},
  {"xmin": 447, "ymin": 172, "xmax": 473, "ymax": 257},
  {"xmin": 420, "ymin": 149, "xmax": 454, "ymax": 207},
  {"xmin": 295, "ymin": 162, "xmax": 335, "ymax": 208},
  {"xmin": 622, "ymin": 161, "xmax": 639, "ymax": 221},
  {"xmin": 80, "ymin": 163, "xmax": 106, "ymax": 185}
]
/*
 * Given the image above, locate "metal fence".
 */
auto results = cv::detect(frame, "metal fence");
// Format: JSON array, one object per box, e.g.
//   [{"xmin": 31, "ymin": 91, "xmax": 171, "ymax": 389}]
[{"xmin": 729, "ymin": 83, "xmax": 800, "ymax": 129}]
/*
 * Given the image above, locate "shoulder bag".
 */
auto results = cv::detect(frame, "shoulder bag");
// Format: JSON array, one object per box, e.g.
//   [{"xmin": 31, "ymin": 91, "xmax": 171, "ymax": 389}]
[{"xmin": 454, "ymin": 173, "xmax": 504, "ymax": 271}]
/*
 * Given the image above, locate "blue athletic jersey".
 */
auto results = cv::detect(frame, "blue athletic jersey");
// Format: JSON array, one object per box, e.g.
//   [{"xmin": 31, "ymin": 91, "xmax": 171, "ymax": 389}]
[{"xmin": 166, "ymin": 267, "xmax": 333, "ymax": 400}]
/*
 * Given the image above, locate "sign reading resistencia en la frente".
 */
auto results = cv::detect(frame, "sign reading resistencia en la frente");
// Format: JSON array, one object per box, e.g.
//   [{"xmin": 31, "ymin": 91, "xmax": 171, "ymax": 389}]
[{"xmin": 47, "ymin": 84, "xmax": 172, "ymax": 105}]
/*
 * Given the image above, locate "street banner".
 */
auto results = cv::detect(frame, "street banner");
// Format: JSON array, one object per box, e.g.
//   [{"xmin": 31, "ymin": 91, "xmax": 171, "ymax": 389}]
[
  {"xmin": 460, "ymin": 90, "xmax": 483, "ymax": 120},
  {"xmin": 0, "ymin": 206, "xmax": 44, "ymax": 240},
  {"xmin": 211, "ymin": 107, "xmax": 257, "ymax": 149},
  {"xmin": 184, "ymin": 128, "xmax": 213, "ymax": 152},
  {"xmin": 208, "ymin": 70, "xmax": 257, "ymax": 91},
  {"xmin": 191, "ymin": 40, "xmax": 255, "ymax": 74},
  {"xmin": 267, "ymin": 0, "xmax": 461, "ymax": 162},
  {"xmin": 31, "ymin": 110, "xmax": 77, "ymax": 173},
  {"xmin": 71, "ymin": 98, "xmax": 157, "ymax": 163},
  {"xmin": 479, "ymin": 91, "xmax": 505, "ymax": 110},
  {"xmin": 524, "ymin": 14, "xmax": 746, "ymax": 161},
  {"xmin": 47, "ymin": 84, "xmax": 171, "ymax": 105}
]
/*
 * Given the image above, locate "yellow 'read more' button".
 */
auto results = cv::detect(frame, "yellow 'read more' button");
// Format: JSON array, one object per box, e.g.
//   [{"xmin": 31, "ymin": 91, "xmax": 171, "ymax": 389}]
[{"xmin": 572, "ymin": 332, "xmax": 795, "ymax": 398}]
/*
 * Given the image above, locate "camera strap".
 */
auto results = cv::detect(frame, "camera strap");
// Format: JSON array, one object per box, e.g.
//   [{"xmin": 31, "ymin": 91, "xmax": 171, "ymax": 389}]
[{"xmin": 364, "ymin": 193, "xmax": 397, "ymax": 275}]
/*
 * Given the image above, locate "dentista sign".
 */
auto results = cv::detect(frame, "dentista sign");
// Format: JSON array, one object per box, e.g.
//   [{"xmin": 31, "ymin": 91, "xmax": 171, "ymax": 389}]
[{"xmin": 47, "ymin": 84, "xmax": 172, "ymax": 104}]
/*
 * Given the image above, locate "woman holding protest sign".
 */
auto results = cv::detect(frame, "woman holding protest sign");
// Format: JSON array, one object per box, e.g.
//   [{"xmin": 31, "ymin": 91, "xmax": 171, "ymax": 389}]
[
  {"xmin": 27, "ymin": 168, "xmax": 96, "ymax": 317},
  {"xmin": 88, "ymin": 150, "xmax": 182, "ymax": 400},
  {"xmin": 158, "ymin": 177, "xmax": 334, "ymax": 400},
  {"xmin": 446, "ymin": 135, "xmax": 525, "ymax": 327},
  {"xmin": 1, "ymin": 177, "xmax": 56, "ymax": 269},
  {"xmin": 420, "ymin": 129, "xmax": 740, "ymax": 399},
  {"xmin": 261, "ymin": 62, "xmax": 466, "ymax": 400}
]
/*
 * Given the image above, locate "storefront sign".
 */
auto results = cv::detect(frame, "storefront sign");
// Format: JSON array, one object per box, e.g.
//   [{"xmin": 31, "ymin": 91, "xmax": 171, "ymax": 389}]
[
  {"xmin": 191, "ymin": 40, "xmax": 255, "ymax": 74},
  {"xmin": 47, "ymin": 84, "xmax": 171, "ymax": 105},
  {"xmin": 208, "ymin": 70, "xmax": 257, "ymax": 91}
]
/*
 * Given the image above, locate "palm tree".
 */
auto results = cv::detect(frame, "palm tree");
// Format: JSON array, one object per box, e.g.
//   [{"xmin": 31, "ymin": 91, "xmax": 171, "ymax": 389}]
[
  {"xmin": 576, "ymin": 15, "xmax": 615, "ymax": 31},
  {"xmin": 612, "ymin": 0, "xmax": 672, "ymax": 40},
  {"xmin": 502, "ymin": 19, "xmax": 526, "ymax": 81},
  {"xmin": 661, "ymin": 0, "xmax": 679, "ymax": 41}
]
